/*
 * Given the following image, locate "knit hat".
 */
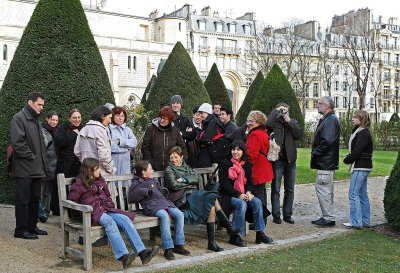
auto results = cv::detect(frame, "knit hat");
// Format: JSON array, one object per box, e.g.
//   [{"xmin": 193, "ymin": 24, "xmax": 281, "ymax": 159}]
[
  {"xmin": 198, "ymin": 103, "xmax": 213, "ymax": 114},
  {"xmin": 193, "ymin": 106, "xmax": 199, "ymax": 114},
  {"xmin": 170, "ymin": 95, "xmax": 183, "ymax": 107}
]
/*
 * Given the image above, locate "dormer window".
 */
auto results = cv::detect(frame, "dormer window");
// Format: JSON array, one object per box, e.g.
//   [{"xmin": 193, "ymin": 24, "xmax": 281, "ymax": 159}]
[{"xmin": 214, "ymin": 22, "xmax": 222, "ymax": 32}]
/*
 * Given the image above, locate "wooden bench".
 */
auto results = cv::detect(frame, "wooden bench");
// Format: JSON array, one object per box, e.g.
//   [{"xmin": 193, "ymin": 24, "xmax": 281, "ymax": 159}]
[{"xmin": 57, "ymin": 167, "xmax": 216, "ymax": 270}]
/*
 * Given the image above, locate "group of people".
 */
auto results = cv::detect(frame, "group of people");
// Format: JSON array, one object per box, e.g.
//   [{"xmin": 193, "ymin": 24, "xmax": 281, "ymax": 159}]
[{"xmin": 10, "ymin": 92, "xmax": 373, "ymax": 269}]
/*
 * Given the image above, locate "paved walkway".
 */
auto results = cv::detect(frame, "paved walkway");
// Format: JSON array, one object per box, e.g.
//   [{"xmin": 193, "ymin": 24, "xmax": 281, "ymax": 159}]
[{"xmin": 0, "ymin": 177, "xmax": 387, "ymax": 272}]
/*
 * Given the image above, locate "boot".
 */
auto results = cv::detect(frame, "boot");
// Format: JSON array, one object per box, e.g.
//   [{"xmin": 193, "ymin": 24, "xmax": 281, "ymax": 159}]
[
  {"xmin": 173, "ymin": 244, "xmax": 191, "ymax": 256},
  {"xmin": 229, "ymin": 234, "xmax": 247, "ymax": 247},
  {"xmin": 120, "ymin": 251, "xmax": 135, "ymax": 269},
  {"xmin": 139, "ymin": 246, "xmax": 160, "ymax": 265},
  {"xmin": 216, "ymin": 210, "xmax": 242, "ymax": 235},
  {"xmin": 206, "ymin": 223, "xmax": 223, "ymax": 252}
]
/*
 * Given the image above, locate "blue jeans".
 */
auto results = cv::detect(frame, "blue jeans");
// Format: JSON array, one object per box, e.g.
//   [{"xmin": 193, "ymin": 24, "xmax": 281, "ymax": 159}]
[
  {"xmin": 38, "ymin": 202, "xmax": 46, "ymax": 218},
  {"xmin": 155, "ymin": 207, "xmax": 185, "ymax": 249},
  {"xmin": 231, "ymin": 197, "xmax": 266, "ymax": 235},
  {"xmin": 349, "ymin": 170, "xmax": 371, "ymax": 227},
  {"xmin": 271, "ymin": 160, "xmax": 296, "ymax": 219},
  {"xmin": 98, "ymin": 212, "xmax": 146, "ymax": 260}
]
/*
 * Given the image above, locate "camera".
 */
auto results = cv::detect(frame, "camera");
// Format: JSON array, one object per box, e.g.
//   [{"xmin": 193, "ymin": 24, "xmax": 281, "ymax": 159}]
[{"xmin": 277, "ymin": 109, "xmax": 288, "ymax": 121}]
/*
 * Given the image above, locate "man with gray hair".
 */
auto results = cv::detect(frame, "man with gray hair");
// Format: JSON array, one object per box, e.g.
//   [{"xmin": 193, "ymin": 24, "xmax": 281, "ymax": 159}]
[{"xmin": 311, "ymin": 96, "xmax": 340, "ymax": 226}]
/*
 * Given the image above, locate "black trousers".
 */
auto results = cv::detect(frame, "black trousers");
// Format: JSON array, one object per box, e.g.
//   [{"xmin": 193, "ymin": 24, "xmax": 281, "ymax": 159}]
[{"xmin": 15, "ymin": 177, "xmax": 42, "ymax": 234}]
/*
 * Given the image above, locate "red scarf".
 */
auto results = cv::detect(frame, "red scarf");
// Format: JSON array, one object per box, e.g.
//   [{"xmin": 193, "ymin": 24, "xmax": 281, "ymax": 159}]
[{"xmin": 228, "ymin": 158, "xmax": 247, "ymax": 194}]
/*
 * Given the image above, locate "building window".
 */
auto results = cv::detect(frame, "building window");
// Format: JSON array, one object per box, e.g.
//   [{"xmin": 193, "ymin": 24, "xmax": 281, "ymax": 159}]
[
  {"xmin": 133, "ymin": 56, "xmax": 137, "ymax": 70},
  {"xmin": 335, "ymin": 81, "xmax": 339, "ymax": 91},
  {"xmin": 335, "ymin": 65, "xmax": 339, "ymax": 75},
  {"xmin": 293, "ymin": 82, "xmax": 299, "ymax": 93},
  {"xmin": 343, "ymin": 97, "xmax": 348, "ymax": 108},
  {"xmin": 370, "ymin": 98, "xmax": 374, "ymax": 109},
  {"xmin": 343, "ymin": 65, "xmax": 348, "ymax": 76},
  {"xmin": 384, "ymin": 86, "xmax": 390, "ymax": 99},
  {"xmin": 3, "ymin": 44, "xmax": 7, "ymax": 61},
  {"xmin": 179, "ymin": 22, "xmax": 181, "ymax": 32},
  {"xmin": 334, "ymin": 97, "xmax": 339, "ymax": 108},
  {"xmin": 313, "ymin": 83, "xmax": 319, "ymax": 97},
  {"xmin": 343, "ymin": 81, "xmax": 348, "ymax": 91},
  {"xmin": 353, "ymin": 97, "xmax": 358, "ymax": 108},
  {"xmin": 246, "ymin": 78, "xmax": 252, "ymax": 85},
  {"xmin": 128, "ymin": 56, "xmax": 131, "ymax": 71},
  {"xmin": 313, "ymin": 100, "xmax": 318, "ymax": 109},
  {"xmin": 304, "ymin": 83, "xmax": 309, "ymax": 97},
  {"xmin": 361, "ymin": 66, "xmax": 366, "ymax": 77}
]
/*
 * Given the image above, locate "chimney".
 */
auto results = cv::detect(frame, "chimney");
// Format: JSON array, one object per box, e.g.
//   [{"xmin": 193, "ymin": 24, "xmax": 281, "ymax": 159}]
[
  {"xmin": 213, "ymin": 11, "xmax": 219, "ymax": 18},
  {"xmin": 201, "ymin": 6, "xmax": 211, "ymax": 16}
]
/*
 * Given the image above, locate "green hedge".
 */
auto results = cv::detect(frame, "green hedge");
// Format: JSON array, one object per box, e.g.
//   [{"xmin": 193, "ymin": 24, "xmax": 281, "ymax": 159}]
[
  {"xmin": 0, "ymin": 0, "xmax": 115, "ymax": 203},
  {"xmin": 252, "ymin": 64, "xmax": 304, "ymax": 139},
  {"xmin": 236, "ymin": 71, "xmax": 264, "ymax": 126},
  {"xmin": 204, "ymin": 63, "xmax": 231, "ymax": 109},
  {"xmin": 141, "ymin": 74, "xmax": 157, "ymax": 104},
  {"xmin": 384, "ymin": 151, "xmax": 400, "ymax": 228},
  {"xmin": 144, "ymin": 42, "xmax": 211, "ymax": 117}
]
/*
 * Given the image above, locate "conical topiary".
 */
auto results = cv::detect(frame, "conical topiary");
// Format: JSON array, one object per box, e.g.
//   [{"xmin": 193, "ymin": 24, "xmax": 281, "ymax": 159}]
[
  {"xmin": 141, "ymin": 74, "xmax": 157, "ymax": 104},
  {"xmin": 204, "ymin": 63, "xmax": 231, "ymax": 108},
  {"xmin": 389, "ymin": 113, "xmax": 400, "ymax": 123},
  {"xmin": 252, "ymin": 64, "xmax": 304, "ymax": 134},
  {"xmin": 144, "ymin": 42, "xmax": 211, "ymax": 117},
  {"xmin": 0, "ymin": 0, "xmax": 115, "ymax": 203},
  {"xmin": 384, "ymin": 151, "xmax": 400, "ymax": 228},
  {"xmin": 236, "ymin": 71, "xmax": 264, "ymax": 126}
]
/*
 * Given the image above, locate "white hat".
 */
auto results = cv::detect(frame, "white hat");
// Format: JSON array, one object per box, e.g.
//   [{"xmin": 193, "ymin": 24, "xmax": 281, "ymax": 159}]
[{"xmin": 198, "ymin": 103, "xmax": 213, "ymax": 115}]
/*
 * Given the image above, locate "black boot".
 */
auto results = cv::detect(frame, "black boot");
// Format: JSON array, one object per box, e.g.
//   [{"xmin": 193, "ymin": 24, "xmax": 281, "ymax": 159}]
[
  {"xmin": 255, "ymin": 231, "xmax": 273, "ymax": 244},
  {"xmin": 206, "ymin": 223, "xmax": 223, "ymax": 252},
  {"xmin": 216, "ymin": 210, "xmax": 242, "ymax": 236}
]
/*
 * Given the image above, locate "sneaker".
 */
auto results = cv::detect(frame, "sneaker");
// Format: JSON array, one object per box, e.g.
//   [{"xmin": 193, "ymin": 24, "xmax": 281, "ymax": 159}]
[
  {"xmin": 255, "ymin": 231, "xmax": 274, "ymax": 244},
  {"xmin": 121, "ymin": 251, "xmax": 136, "ymax": 269},
  {"xmin": 164, "ymin": 248, "xmax": 175, "ymax": 260},
  {"xmin": 139, "ymin": 246, "xmax": 160, "ymax": 265},
  {"xmin": 343, "ymin": 223, "xmax": 361, "ymax": 230},
  {"xmin": 39, "ymin": 215, "xmax": 48, "ymax": 223},
  {"xmin": 173, "ymin": 245, "xmax": 191, "ymax": 256}
]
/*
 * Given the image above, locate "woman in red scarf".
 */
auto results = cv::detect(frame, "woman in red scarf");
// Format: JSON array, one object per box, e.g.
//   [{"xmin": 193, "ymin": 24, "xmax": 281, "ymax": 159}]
[
  {"xmin": 245, "ymin": 110, "xmax": 274, "ymax": 219},
  {"xmin": 218, "ymin": 140, "xmax": 273, "ymax": 247}
]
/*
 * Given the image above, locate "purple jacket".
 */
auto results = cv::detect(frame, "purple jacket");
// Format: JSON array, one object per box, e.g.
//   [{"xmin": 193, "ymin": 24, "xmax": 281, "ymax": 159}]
[
  {"xmin": 68, "ymin": 176, "xmax": 135, "ymax": 226},
  {"xmin": 128, "ymin": 176, "xmax": 175, "ymax": 216}
]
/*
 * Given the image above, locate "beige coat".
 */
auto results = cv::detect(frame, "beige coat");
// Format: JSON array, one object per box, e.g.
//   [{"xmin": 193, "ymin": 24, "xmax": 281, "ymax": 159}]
[{"xmin": 74, "ymin": 120, "xmax": 115, "ymax": 175}]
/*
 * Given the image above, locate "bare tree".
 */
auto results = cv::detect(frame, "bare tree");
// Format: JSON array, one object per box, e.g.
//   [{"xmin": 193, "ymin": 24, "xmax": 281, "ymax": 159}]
[
  {"xmin": 318, "ymin": 38, "xmax": 341, "ymax": 97},
  {"xmin": 331, "ymin": 9, "xmax": 378, "ymax": 109}
]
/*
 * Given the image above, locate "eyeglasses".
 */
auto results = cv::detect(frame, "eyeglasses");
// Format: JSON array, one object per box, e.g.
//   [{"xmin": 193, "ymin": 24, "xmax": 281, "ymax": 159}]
[{"xmin": 247, "ymin": 119, "xmax": 256, "ymax": 123}]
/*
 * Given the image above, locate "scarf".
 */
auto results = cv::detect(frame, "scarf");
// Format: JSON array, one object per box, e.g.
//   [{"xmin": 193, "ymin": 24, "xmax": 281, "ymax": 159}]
[
  {"xmin": 67, "ymin": 122, "xmax": 83, "ymax": 133},
  {"xmin": 44, "ymin": 122, "xmax": 58, "ymax": 138},
  {"xmin": 228, "ymin": 158, "xmax": 247, "ymax": 194},
  {"xmin": 348, "ymin": 126, "xmax": 364, "ymax": 172}
]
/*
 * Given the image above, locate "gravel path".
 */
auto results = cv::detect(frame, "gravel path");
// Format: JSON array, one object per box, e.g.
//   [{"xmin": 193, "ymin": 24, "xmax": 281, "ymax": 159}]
[{"xmin": 0, "ymin": 177, "xmax": 387, "ymax": 272}]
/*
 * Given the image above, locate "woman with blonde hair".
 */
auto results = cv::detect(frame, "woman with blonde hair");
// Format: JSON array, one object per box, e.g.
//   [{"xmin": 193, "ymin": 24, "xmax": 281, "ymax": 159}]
[{"xmin": 343, "ymin": 110, "xmax": 373, "ymax": 229}]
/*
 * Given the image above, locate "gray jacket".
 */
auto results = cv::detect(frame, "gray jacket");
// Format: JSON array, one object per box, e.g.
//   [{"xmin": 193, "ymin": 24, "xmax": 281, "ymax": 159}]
[
  {"xmin": 43, "ymin": 127, "xmax": 58, "ymax": 180},
  {"xmin": 10, "ymin": 105, "xmax": 48, "ymax": 178}
]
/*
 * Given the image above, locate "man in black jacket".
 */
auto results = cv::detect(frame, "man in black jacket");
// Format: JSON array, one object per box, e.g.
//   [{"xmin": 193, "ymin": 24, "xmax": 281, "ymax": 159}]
[
  {"xmin": 170, "ymin": 95, "xmax": 197, "ymax": 167},
  {"xmin": 220, "ymin": 107, "xmax": 238, "ymax": 135},
  {"xmin": 266, "ymin": 103, "xmax": 303, "ymax": 224},
  {"xmin": 310, "ymin": 96, "xmax": 340, "ymax": 227},
  {"xmin": 11, "ymin": 92, "xmax": 48, "ymax": 239}
]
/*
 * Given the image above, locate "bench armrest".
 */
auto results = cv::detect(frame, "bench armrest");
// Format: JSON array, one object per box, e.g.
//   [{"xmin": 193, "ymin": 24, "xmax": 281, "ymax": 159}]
[{"xmin": 61, "ymin": 200, "xmax": 93, "ymax": 213}]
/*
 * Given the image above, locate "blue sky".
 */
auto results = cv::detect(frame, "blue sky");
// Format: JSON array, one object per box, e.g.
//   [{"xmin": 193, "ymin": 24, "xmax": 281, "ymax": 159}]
[{"xmin": 104, "ymin": 0, "xmax": 400, "ymax": 28}]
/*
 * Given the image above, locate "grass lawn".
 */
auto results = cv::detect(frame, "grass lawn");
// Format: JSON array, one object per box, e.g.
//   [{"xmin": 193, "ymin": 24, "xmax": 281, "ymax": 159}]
[
  {"xmin": 167, "ymin": 229, "xmax": 400, "ymax": 272},
  {"xmin": 295, "ymin": 148, "xmax": 398, "ymax": 184}
]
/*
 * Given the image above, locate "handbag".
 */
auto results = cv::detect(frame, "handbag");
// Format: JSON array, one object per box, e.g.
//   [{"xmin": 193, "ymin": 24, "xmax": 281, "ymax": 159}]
[
  {"xmin": 204, "ymin": 166, "xmax": 220, "ymax": 192},
  {"xmin": 266, "ymin": 132, "xmax": 280, "ymax": 162},
  {"xmin": 167, "ymin": 189, "xmax": 187, "ymax": 208}
]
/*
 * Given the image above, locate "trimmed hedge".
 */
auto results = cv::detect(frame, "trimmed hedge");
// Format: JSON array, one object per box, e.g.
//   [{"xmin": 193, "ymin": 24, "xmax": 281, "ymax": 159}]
[
  {"xmin": 0, "ymin": 0, "xmax": 115, "ymax": 203},
  {"xmin": 384, "ymin": 151, "xmax": 400, "ymax": 228},
  {"xmin": 141, "ymin": 74, "xmax": 157, "ymax": 104},
  {"xmin": 235, "ymin": 71, "xmax": 264, "ymax": 126},
  {"xmin": 204, "ymin": 63, "xmax": 231, "ymax": 109},
  {"xmin": 389, "ymin": 113, "xmax": 400, "ymax": 123},
  {"xmin": 144, "ymin": 42, "xmax": 211, "ymax": 117},
  {"xmin": 252, "ymin": 64, "xmax": 304, "ymax": 136}
]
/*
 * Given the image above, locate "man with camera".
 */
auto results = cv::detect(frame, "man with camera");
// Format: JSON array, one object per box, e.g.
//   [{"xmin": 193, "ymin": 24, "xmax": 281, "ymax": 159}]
[{"xmin": 266, "ymin": 103, "xmax": 303, "ymax": 224}]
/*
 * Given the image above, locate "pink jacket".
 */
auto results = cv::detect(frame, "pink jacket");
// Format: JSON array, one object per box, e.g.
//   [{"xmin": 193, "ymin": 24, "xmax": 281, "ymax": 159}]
[{"xmin": 74, "ymin": 120, "xmax": 116, "ymax": 175}]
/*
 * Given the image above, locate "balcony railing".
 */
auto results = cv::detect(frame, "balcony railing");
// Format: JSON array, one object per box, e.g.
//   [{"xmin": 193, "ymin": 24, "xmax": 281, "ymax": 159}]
[
  {"xmin": 383, "ymin": 77, "xmax": 391, "ymax": 82},
  {"xmin": 198, "ymin": 45, "xmax": 210, "ymax": 53},
  {"xmin": 216, "ymin": 46, "xmax": 241, "ymax": 55}
]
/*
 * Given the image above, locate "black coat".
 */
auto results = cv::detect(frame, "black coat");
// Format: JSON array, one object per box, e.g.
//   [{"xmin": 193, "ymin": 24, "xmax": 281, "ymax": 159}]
[
  {"xmin": 10, "ymin": 105, "xmax": 48, "ymax": 178},
  {"xmin": 343, "ymin": 127, "xmax": 373, "ymax": 169},
  {"xmin": 223, "ymin": 121, "xmax": 238, "ymax": 135},
  {"xmin": 266, "ymin": 109, "xmax": 303, "ymax": 164},
  {"xmin": 55, "ymin": 122, "xmax": 81, "ymax": 177},
  {"xmin": 174, "ymin": 113, "xmax": 196, "ymax": 141},
  {"xmin": 311, "ymin": 110, "xmax": 340, "ymax": 170},
  {"xmin": 218, "ymin": 159, "xmax": 254, "ymax": 216},
  {"xmin": 226, "ymin": 124, "xmax": 247, "ymax": 143}
]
